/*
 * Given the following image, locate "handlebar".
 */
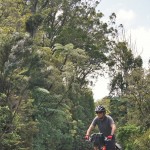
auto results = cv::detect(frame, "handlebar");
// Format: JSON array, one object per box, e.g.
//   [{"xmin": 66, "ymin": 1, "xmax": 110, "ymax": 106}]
[
  {"xmin": 104, "ymin": 136, "xmax": 112, "ymax": 142},
  {"xmin": 85, "ymin": 133, "xmax": 122, "ymax": 150},
  {"xmin": 85, "ymin": 133, "xmax": 112, "ymax": 145}
]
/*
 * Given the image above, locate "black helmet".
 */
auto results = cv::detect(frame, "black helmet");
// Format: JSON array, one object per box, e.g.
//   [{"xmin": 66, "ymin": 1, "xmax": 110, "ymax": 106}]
[{"xmin": 95, "ymin": 105, "xmax": 106, "ymax": 113}]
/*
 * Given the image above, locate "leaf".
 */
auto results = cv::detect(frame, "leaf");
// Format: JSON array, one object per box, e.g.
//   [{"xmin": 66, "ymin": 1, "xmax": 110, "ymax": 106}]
[{"xmin": 54, "ymin": 43, "xmax": 63, "ymax": 50}]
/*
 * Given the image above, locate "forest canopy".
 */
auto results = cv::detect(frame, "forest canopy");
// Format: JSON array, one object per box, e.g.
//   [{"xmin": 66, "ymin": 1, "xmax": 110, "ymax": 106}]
[{"xmin": 0, "ymin": 0, "xmax": 149, "ymax": 149}]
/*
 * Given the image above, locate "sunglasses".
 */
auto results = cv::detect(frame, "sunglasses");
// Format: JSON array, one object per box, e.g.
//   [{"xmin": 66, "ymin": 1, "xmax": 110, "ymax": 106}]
[{"xmin": 96, "ymin": 111, "xmax": 103, "ymax": 114}]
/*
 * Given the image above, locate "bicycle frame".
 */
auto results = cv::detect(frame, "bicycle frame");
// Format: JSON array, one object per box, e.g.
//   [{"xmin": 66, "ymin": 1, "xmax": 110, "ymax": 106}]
[{"xmin": 99, "ymin": 137, "xmax": 111, "ymax": 150}]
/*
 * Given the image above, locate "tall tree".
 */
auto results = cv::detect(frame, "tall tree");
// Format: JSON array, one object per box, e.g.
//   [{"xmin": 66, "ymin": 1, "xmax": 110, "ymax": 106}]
[
  {"xmin": 126, "ymin": 68, "xmax": 150, "ymax": 128},
  {"xmin": 108, "ymin": 41, "xmax": 143, "ymax": 96}
]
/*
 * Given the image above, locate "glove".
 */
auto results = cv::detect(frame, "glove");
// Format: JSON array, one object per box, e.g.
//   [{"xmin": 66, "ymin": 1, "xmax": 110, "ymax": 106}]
[
  {"xmin": 85, "ymin": 135, "xmax": 89, "ymax": 140},
  {"xmin": 107, "ymin": 135, "xmax": 113, "ymax": 140}
]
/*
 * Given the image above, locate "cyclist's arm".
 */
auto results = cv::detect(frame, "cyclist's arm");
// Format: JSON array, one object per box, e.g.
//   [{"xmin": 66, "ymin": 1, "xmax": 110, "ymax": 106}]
[
  {"xmin": 86, "ymin": 124, "xmax": 95, "ymax": 136},
  {"xmin": 110, "ymin": 123, "xmax": 116, "ymax": 135}
]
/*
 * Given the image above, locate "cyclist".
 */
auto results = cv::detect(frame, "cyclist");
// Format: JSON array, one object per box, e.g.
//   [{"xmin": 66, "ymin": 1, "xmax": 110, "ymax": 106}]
[{"xmin": 85, "ymin": 105, "xmax": 116, "ymax": 150}]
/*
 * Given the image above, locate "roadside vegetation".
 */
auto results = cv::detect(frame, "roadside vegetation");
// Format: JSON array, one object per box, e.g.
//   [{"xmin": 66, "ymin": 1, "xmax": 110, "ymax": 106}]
[{"xmin": 0, "ymin": 0, "xmax": 149, "ymax": 149}]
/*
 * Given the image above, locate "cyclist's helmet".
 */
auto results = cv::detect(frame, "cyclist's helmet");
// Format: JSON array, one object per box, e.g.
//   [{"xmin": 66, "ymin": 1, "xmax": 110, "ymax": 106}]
[{"xmin": 95, "ymin": 105, "xmax": 106, "ymax": 113}]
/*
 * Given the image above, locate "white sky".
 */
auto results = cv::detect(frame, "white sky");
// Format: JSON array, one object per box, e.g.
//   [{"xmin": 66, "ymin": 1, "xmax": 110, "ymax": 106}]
[{"xmin": 91, "ymin": 0, "xmax": 150, "ymax": 101}]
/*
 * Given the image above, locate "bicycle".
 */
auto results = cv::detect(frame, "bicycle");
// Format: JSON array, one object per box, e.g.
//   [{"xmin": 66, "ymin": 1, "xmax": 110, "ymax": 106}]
[{"xmin": 87, "ymin": 133, "xmax": 122, "ymax": 150}]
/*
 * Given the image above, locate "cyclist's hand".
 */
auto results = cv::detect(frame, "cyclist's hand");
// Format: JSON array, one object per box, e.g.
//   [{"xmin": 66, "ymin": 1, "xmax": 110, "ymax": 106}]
[
  {"xmin": 85, "ymin": 135, "xmax": 89, "ymax": 140},
  {"xmin": 107, "ymin": 135, "xmax": 113, "ymax": 140}
]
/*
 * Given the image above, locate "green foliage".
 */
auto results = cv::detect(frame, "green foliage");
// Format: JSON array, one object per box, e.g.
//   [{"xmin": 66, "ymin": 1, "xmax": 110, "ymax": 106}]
[
  {"xmin": 109, "ymin": 68, "xmax": 150, "ymax": 150},
  {"xmin": 0, "ymin": 105, "xmax": 12, "ymax": 133},
  {"xmin": 108, "ymin": 42, "xmax": 143, "ymax": 96},
  {"xmin": 134, "ymin": 128, "xmax": 150, "ymax": 150},
  {"xmin": 0, "ymin": 0, "xmax": 29, "ymax": 33},
  {"xmin": 109, "ymin": 97, "xmax": 128, "ymax": 125},
  {"xmin": 126, "ymin": 68, "xmax": 150, "ymax": 128},
  {"xmin": 26, "ymin": 14, "xmax": 43, "ymax": 36},
  {"xmin": 31, "ymin": 87, "xmax": 75, "ymax": 150},
  {"xmin": 0, "ymin": 0, "xmax": 149, "ymax": 149},
  {"xmin": 117, "ymin": 124, "xmax": 140, "ymax": 150}
]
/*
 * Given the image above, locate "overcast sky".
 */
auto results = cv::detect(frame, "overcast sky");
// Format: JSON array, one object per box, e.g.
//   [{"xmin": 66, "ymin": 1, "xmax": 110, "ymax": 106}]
[{"xmin": 91, "ymin": 0, "xmax": 150, "ymax": 100}]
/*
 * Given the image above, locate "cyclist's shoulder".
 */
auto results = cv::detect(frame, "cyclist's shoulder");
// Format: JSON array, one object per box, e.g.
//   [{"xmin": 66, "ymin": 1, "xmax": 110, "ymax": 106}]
[
  {"xmin": 105, "ymin": 114, "xmax": 114, "ymax": 120},
  {"xmin": 92, "ymin": 116, "xmax": 99, "ymax": 122},
  {"xmin": 93, "ymin": 116, "xmax": 99, "ymax": 120}
]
